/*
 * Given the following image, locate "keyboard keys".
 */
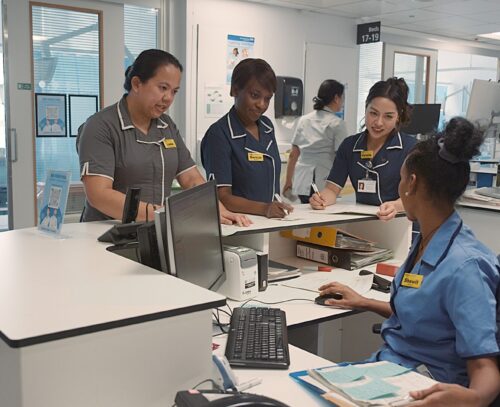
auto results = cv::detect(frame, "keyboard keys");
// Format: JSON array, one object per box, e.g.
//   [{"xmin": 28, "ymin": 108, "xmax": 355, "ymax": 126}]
[{"xmin": 224, "ymin": 307, "xmax": 290, "ymax": 369}]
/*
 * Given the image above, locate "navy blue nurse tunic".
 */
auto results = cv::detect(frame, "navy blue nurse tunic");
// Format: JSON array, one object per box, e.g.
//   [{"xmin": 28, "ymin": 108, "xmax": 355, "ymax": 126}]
[
  {"xmin": 327, "ymin": 130, "xmax": 417, "ymax": 205},
  {"xmin": 201, "ymin": 106, "xmax": 281, "ymax": 203}
]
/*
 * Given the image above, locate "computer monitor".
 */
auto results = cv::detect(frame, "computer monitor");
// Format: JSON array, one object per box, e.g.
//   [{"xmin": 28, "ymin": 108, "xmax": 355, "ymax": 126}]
[
  {"xmin": 401, "ymin": 104, "xmax": 441, "ymax": 136},
  {"xmin": 159, "ymin": 180, "xmax": 226, "ymax": 292}
]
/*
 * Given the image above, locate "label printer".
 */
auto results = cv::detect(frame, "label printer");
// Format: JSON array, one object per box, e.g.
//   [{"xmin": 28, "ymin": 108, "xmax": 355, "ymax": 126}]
[{"xmin": 218, "ymin": 246, "xmax": 258, "ymax": 301}]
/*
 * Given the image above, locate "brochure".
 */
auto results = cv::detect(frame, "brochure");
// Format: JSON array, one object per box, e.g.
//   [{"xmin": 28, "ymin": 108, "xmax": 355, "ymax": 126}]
[{"xmin": 38, "ymin": 170, "xmax": 71, "ymax": 235}]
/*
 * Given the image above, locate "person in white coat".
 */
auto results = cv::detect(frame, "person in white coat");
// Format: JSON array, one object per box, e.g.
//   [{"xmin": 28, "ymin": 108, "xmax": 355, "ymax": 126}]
[{"xmin": 283, "ymin": 79, "xmax": 348, "ymax": 203}]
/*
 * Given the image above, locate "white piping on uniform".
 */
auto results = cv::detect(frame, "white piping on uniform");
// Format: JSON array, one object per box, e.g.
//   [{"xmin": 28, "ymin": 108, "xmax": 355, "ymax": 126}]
[
  {"xmin": 157, "ymin": 117, "xmax": 169, "ymax": 129},
  {"xmin": 217, "ymin": 184, "xmax": 232, "ymax": 187},
  {"xmin": 260, "ymin": 119, "xmax": 273, "ymax": 134},
  {"xmin": 326, "ymin": 179, "xmax": 343, "ymax": 190},
  {"xmin": 117, "ymin": 102, "xmax": 135, "ymax": 130},
  {"xmin": 372, "ymin": 161, "xmax": 389, "ymax": 170},
  {"xmin": 227, "ymin": 115, "xmax": 246, "ymax": 139},
  {"xmin": 266, "ymin": 140, "xmax": 273, "ymax": 151},
  {"xmin": 80, "ymin": 162, "xmax": 114, "ymax": 181},
  {"xmin": 386, "ymin": 132, "xmax": 403, "ymax": 150},
  {"xmin": 159, "ymin": 144, "xmax": 165, "ymax": 204},
  {"xmin": 352, "ymin": 133, "xmax": 365, "ymax": 152},
  {"xmin": 176, "ymin": 164, "xmax": 196, "ymax": 177},
  {"xmin": 245, "ymin": 147, "xmax": 276, "ymax": 200},
  {"xmin": 356, "ymin": 161, "xmax": 382, "ymax": 205}
]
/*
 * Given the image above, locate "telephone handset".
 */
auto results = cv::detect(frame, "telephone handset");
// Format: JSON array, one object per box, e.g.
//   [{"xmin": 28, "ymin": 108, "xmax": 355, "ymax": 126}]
[{"xmin": 212, "ymin": 354, "xmax": 238, "ymax": 390}]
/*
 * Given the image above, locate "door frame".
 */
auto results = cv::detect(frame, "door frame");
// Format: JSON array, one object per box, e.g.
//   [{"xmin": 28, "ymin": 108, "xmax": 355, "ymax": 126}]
[{"xmin": 383, "ymin": 43, "xmax": 438, "ymax": 103}]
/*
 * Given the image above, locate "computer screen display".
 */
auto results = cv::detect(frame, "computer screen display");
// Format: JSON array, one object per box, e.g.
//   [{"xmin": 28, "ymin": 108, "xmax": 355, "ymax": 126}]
[
  {"xmin": 162, "ymin": 181, "xmax": 226, "ymax": 291},
  {"xmin": 401, "ymin": 104, "xmax": 441, "ymax": 135}
]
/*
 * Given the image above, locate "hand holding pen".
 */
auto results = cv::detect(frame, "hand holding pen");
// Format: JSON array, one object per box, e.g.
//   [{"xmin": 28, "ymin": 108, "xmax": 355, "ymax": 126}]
[
  {"xmin": 309, "ymin": 182, "xmax": 327, "ymax": 210},
  {"xmin": 267, "ymin": 194, "xmax": 293, "ymax": 218}
]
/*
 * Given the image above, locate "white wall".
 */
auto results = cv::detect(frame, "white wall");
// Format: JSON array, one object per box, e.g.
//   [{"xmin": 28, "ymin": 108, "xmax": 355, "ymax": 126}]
[{"xmin": 184, "ymin": 0, "xmax": 359, "ymax": 162}]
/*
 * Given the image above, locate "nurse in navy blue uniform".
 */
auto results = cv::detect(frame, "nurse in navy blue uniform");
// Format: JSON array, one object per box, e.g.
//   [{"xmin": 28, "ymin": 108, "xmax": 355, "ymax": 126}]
[
  {"xmin": 201, "ymin": 58, "xmax": 292, "ymax": 218},
  {"xmin": 318, "ymin": 118, "xmax": 500, "ymax": 406},
  {"xmin": 310, "ymin": 77, "xmax": 417, "ymax": 220}
]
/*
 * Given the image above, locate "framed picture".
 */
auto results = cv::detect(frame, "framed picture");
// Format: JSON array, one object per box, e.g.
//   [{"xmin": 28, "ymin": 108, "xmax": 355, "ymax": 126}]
[
  {"xmin": 69, "ymin": 94, "xmax": 98, "ymax": 136},
  {"xmin": 35, "ymin": 93, "xmax": 67, "ymax": 137}
]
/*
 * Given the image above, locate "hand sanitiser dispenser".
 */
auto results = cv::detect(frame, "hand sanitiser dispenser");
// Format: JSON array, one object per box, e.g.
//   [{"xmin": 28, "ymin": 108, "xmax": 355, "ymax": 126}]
[{"xmin": 219, "ymin": 246, "xmax": 258, "ymax": 301}]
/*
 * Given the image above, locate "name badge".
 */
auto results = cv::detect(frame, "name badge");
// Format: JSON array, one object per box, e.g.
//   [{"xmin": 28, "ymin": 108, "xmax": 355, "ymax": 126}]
[
  {"xmin": 357, "ymin": 179, "xmax": 377, "ymax": 193},
  {"xmin": 248, "ymin": 152, "xmax": 264, "ymax": 161},
  {"xmin": 401, "ymin": 273, "xmax": 423, "ymax": 289},
  {"xmin": 163, "ymin": 139, "xmax": 176, "ymax": 149},
  {"xmin": 361, "ymin": 150, "xmax": 374, "ymax": 160}
]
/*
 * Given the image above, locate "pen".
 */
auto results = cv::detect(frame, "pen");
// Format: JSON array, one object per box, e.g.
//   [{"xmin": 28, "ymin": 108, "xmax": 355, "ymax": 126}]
[
  {"xmin": 311, "ymin": 182, "xmax": 321, "ymax": 198},
  {"xmin": 273, "ymin": 193, "xmax": 289, "ymax": 216}
]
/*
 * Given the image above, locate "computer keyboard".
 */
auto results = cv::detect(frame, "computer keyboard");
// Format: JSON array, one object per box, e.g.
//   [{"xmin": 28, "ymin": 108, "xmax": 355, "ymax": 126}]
[{"xmin": 225, "ymin": 307, "xmax": 290, "ymax": 369}]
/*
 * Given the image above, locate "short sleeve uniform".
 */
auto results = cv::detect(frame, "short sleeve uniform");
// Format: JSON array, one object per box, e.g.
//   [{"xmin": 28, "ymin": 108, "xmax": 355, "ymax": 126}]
[
  {"xmin": 77, "ymin": 96, "xmax": 195, "ymax": 222},
  {"xmin": 291, "ymin": 108, "xmax": 348, "ymax": 195},
  {"xmin": 327, "ymin": 131, "xmax": 417, "ymax": 205},
  {"xmin": 367, "ymin": 211, "xmax": 500, "ymax": 386},
  {"xmin": 201, "ymin": 107, "xmax": 281, "ymax": 203}
]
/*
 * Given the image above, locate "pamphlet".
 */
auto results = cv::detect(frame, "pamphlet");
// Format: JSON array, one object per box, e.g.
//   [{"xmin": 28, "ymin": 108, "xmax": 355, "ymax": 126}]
[{"xmin": 38, "ymin": 170, "xmax": 71, "ymax": 236}]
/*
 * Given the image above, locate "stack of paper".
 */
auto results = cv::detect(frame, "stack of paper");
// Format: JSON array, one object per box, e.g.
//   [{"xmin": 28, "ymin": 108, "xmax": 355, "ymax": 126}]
[{"xmin": 292, "ymin": 361, "xmax": 438, "ymax": 406}]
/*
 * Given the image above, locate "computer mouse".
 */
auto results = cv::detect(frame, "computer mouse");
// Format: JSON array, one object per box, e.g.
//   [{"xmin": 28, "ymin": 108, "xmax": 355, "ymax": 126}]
[{"xmin": 314, "ymin": 293, "xmax": 343, "ymax": 306}]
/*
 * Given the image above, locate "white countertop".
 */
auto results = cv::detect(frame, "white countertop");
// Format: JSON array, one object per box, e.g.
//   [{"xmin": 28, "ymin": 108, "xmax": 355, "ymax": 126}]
[{"xmin": 0, "ymin": 222, "xmax": 225, "ymax": 347}]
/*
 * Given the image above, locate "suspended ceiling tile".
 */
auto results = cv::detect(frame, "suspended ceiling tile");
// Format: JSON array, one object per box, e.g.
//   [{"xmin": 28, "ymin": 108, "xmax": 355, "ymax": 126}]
[{"xmin": 423, "ymin": 0, "xmax": 500, "ymax": 15}]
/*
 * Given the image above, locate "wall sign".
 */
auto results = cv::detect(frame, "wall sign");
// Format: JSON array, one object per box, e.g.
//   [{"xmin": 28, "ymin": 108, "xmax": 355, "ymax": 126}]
[{"xmin": 357, "ymin": 22, "xmax": 381, "ymax": 45}]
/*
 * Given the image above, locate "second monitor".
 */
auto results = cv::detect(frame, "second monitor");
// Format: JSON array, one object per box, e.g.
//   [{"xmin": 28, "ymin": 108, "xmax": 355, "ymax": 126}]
[{"xmin": 401, "ymin": 103, "xmax": 441, "ymax": 136}]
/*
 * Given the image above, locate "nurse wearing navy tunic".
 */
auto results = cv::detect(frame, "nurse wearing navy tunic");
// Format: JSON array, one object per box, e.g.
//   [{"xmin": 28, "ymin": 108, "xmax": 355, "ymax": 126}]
[
  {"xmin": 201, "ymin": 58, "xmax": 292, "ymax": 218},
  {"xmin": 310, "ymin": 77, "xmax": 417, "ymax": 220}
]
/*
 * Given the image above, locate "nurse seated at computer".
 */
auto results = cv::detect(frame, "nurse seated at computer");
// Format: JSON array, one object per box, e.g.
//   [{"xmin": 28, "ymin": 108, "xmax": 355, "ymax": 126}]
[
  {"xmin": 317, "ymin": 117, "xmax": 500, "ymax": 406},
  {"xmin": 201, "ymin": 58, "xmax": 292, "ymax": 219},
  {"xmin": 310, "ymin": 77, "xmax": 417, "ymax": 221}
]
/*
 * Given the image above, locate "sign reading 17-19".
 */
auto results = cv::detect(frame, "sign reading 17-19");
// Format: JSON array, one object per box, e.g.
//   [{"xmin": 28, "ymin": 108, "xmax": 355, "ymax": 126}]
[{"xmin": 357, "ymin": 22, "xmax": 381, "ymax": 45}]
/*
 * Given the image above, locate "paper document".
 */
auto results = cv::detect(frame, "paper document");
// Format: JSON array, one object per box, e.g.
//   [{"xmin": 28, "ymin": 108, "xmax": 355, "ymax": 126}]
[
  {"xmin": 311, "ymin": 204, "xmax": 381, "ymax": 216},
  {"xmin": 307, "ymin": 361, "xmax": 438, "ymax": 406},
  {"xmin": 280, "ymin": 270, "xmax": 373, "ymax": 295}
]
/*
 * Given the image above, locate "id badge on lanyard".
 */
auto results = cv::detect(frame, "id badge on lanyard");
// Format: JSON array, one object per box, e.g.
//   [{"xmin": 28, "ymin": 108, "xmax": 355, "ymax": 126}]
[{"xmin": 358, "ymin": 150, "xmax": 377, "ymax": 194}]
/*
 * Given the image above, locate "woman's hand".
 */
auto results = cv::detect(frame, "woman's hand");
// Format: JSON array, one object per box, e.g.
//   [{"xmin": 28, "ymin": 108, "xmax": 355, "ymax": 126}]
[
  {"xmin": 282, "ymin": 181, "xmax": 292, "ymax": 195},
  {"xmin": 265, "ymin": 201, "xmax": 293, "ymax": 218},
  {"xmin": 218, "ymin": 202, "xmax": 252, "ymax": 226},
  {"xmin": 309, "ymin": 192, "xmax": 328, "ymax": 209},
  {"xmin": 410, "ymin": 383, "xmax": 480, "ymax": 407},
  {"xmin": 377, "ymin": 198, "xmax": 403, "ymax": 221},
  {"xmin": 309, "ymin": 184, "xmax": 339, "ymax": 210},
  {"xmin": 318, "ymin": 281, "xmax": 366, "ymax": 309}
]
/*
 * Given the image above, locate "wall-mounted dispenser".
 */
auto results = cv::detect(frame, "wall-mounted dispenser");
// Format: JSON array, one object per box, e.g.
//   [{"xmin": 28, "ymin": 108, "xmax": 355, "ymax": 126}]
[{"xmin": 274, "ymin": 76, "xmax": 303, "ymax": 118}]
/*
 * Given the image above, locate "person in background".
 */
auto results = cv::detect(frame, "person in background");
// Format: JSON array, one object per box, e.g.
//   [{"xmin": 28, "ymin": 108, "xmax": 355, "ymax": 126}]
[
  {"xmin": 283, "ymin": 79, "xmax": 348, "ymax": 203},
  {"xmin": 77, "ymin": 49, "xmax": 250, "ymax": 226},
  {"xmin": 319, "ymin": 117, "xmax": 500, "ymax": 406},
  {"xmin": 310, "ymin": 77, "xmax": 417, "ymax": 220},
  {"xmin": 201, "ymin": 58, "xmax": 292, "ymax": 218}
]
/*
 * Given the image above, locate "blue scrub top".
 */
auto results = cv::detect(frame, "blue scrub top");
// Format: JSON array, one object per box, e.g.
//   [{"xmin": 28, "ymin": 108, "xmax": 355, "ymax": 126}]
[
  {"xmin": 368, "ymin": 211, "xmax": 500, "ymax": 386},
  {"xmin": 201, "ymin": 107, "xmax": 281, "ymax": 203},
  {"xmin": 327, "ymin": 130, "xmax": 417, "ymax": 205}
]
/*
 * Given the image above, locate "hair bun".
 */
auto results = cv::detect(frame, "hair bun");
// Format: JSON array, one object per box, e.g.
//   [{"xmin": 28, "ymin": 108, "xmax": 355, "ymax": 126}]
[{"xmin": 442, "ymin": 117, "xmax": 483, "ymax": 161}]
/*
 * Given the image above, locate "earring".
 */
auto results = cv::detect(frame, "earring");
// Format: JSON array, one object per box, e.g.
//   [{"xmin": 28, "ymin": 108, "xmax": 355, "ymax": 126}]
[{"xmin": 404, "ymin": 192, "xmax": 409, "ymax": 196}]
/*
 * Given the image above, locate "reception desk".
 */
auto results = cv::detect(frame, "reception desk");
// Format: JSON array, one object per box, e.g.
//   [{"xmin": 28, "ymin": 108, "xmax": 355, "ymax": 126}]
[{"xmin": 0, "ymin": 222, "xmax": 225, "ymax": 407}]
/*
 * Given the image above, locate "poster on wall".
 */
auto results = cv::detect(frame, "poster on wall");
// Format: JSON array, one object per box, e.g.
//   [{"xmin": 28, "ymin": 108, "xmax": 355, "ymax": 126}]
[
  {"xmin": 35, "ymin": 93, "xmax": 67, "ymax": 137},
  {"xmin": 38, "ymin": 169, "xmax": 71, "ymax": 236},
  {"xmin": 226, "ymin": 34, "xmax": 255, "ymax": 84},
  {"xmin": 204, "ymin": 85, "xmax": 226, "ymax": 117}
]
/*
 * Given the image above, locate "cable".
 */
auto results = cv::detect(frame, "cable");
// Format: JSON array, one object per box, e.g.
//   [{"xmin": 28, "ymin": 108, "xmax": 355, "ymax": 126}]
[{"xmin": 240, "ymin": 298, "xmax": 314, "ymax": 307}]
